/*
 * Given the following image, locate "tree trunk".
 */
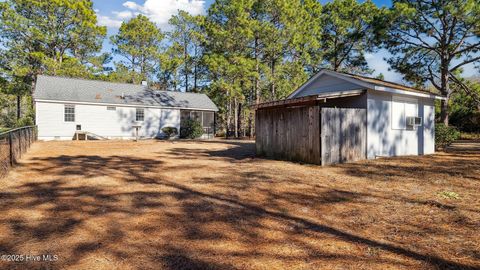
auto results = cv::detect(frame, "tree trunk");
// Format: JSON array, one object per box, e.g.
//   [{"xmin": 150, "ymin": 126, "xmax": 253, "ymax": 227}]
[
  {"xmin": 333, "ymin": 36, "xmax": 339, "ymax": 71},
  {"xmin": 255, "ymin": 37, "xmax": 260, "ymax": 104},
  {"xmin": 185, "ymin": 70, "xmax": 188, "ymax": 92},
  {"xmin": 16, "ymin": 95, "xmax": 21, "ymax": 120},
  {"xmin": 193, "ymin": 64, "xmax": 197, "ymax": 92},
  {"xmin": 184, "ymin": 44, "xmax": 188, "ymax": 92},
  {"xmin": 440, "ymin": 65, "xmax": 450, "ymax": 125},
  {"xmin": 194, "ymin": 45, "xmax": 198, "ymax": 92},
  {"xmin": 248, "ymin": 111, "xmax": 252, "ymax": 138},
  {"xmin": 253, "ymin": 37, "xmax": 260, "ymax": 137},
  {"xmin": 30, "ymin": 77, "xmax": 37, "ymax": 124},
  {"xmin": 440, "ymin": 99, "xmax": 449, "ymax": 125},
  {"xmin": 271, "ymin": 59, "xmax": 276, "ymax": 100},
  {"xmin": 226, "ymin": 98, "xmax": 232, "ymax": 138},
  {"xmin": 249, "ymin": 85, "xmax": 254, "ymax": 138},
  {"xmin": 234, "ymin": 98, "xmax": 238, "ymax": 138},
  {"xmin": 237, "ymin": 102, "xmax": 242, "ymax": 138}
]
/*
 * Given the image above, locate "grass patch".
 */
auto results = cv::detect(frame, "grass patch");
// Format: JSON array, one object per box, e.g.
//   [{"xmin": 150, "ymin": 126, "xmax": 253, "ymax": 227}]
[
  {"xmin": 437, "ymin": 191, "xmax": 460, "ymax": 200},
  {"xmin": 460, "ymin": 132, "xmax": 480, "ymax": 140}
]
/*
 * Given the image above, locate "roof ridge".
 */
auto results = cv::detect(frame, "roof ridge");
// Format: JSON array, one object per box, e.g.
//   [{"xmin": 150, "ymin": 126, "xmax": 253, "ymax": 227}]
[
  {"xmin": 37, "ymin": 74, "xmax": 147, "ymax": 88},
  {"xmin": 324, "ymin": 69, "xmax": 431, "ymax": 93},
  {"xmin": 345, "ymin": 72, "xmax": 426, "ymax": 91},
  {"xmin": 37, "ymin": 75, "xmax": 208, "ymax": 95}
]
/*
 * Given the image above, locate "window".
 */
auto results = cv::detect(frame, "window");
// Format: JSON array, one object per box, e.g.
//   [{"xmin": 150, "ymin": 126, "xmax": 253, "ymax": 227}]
[
  {"xmin": 202, "ymin": 111, "xmax": 214, "ymax": 128},
  {"xmin": 136, "ymin": 108, "xmax": 144, "ymax": 122},
  {"xmin": 392, "ymin": 96, "xmax": 418, "ymax": 130},
  {"xmin": 180, "ymin": 110, "xmax": 214, "ymax": 128},
  {"xmin": 107, "ymin": 106, "xmax": 116, "ymax": 111},
  {"xmin": 190, "ymin": 111, "xmax": 202, "ymax": 122},
  {"xmin": 64, "ymin": 105, "xmax": 75, "ymax": 122},
  {"xmin": 180, "ymin": 109, "xmax": 215, "ymax": 135}
]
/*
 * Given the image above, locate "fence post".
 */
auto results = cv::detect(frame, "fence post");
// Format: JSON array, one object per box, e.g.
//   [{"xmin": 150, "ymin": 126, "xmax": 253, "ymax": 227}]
[
  {"xmin": 9, "ymin": 132, "xmax": 13, "ymax": 166},
  {"xmin": 18, "ymin": 130, "xmax": 21, "ymax": 159}
]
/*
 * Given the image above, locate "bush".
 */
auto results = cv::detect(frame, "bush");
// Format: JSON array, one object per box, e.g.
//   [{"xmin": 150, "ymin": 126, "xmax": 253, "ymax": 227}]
[
  {"xmin": 15, "ymin": 116, "xmax": 34, "ymax": 128},
  {"xmin": 435, "ymin": 123, "xmax": 460, "ymax": 149},
  {"xmin": 180, "ymin": 119, "xmax": 204, "ymax": 139},
  {"xmin": 161, "ymin": 126, "xmax": 178, "ymax": 138}
]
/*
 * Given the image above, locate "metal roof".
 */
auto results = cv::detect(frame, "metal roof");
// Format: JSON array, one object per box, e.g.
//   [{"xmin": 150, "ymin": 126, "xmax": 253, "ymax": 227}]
[
  {"xmin": 34, "ymin": 75, "xmax": 218, "ymax": 111},
  {"xmin": 339, "ymin": 71, "xmax": 434, "ymax": 94},
  {"xmin": 288, "ymin": 69, "xmax": 445, "ymax": 100},
  {"xmin": 256, "ymin": 90, "xmax": 365, "ymax": 109}
]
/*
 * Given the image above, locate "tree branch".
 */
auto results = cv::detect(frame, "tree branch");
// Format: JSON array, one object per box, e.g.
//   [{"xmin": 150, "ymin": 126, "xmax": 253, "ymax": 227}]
[
  {"xmin": 454, "ymin": 40, "xmax": 480, "ymax": 56},
  {"xmin": 450, "ymin": 55, "xmax": 480, "ymax": 72},
  {"xmin": 449, "ymin": 72, "xmax": 480, "ymax": 105}
]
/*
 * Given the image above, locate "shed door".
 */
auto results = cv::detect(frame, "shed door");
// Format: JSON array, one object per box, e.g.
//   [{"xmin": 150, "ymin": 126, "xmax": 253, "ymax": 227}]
[{"xmin": 321, "ymin": 108, "xmax": 367, "ymax": 165}]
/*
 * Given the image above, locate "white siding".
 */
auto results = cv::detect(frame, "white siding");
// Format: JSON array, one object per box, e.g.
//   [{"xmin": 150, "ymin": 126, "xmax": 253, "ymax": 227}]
[
  {"xmin": 366, "ymin": 90, "xmax": 435, "ymax": 158},
  {"xmin": 423, "ymin": 102, "xmax": 435, "ymax": 154},
  {"xmin": 35, "ymin": 101, "xmax": 180, "ymax": 140},
  {"xmin": 292, "ymin": 74, "xmax": 363, "ymax": 98}
]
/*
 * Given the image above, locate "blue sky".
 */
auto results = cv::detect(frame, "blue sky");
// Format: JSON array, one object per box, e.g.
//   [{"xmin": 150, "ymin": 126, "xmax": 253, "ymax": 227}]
[{"xmin": 92, "ymin": 0, "xmax": 477, "ymax": 82}]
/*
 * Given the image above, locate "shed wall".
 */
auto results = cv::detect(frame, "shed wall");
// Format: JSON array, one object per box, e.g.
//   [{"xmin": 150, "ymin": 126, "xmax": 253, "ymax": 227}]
[
  {"xmin": 321, "ymin": 108, "xmax": 367, "ymax": 164},
  {"xmin": 366, "ymin": 90, "xmax": 435, "ymax": 158},
  {"xmin": 256, "ymin": 102, "xmax": 368, "ymax": 165},
  {"xmin": 256, "ymin": 105, "xmax": 321, "ymax": 164}
]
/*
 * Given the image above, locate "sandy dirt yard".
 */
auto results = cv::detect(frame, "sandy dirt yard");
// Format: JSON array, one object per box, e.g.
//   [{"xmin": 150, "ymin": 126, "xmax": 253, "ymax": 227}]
[{"xmin": 0, "ymin": 139, "xmax": 479, "ymax": 270}]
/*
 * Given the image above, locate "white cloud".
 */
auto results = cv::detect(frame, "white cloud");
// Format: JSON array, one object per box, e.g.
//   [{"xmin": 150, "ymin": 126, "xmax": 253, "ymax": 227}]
[
  {"xmin": 97, "ymin": 0, "xmax": 206, "ymax": 30},
  {"xmin": 124, "ymin": 0, "xmax": 206, "ymax": 29},
  {"xmin": 97, "ymin": 14, "xmax": 123, "ymax": 28},
  {"xmin": 113, "ymin": 10, "xmax": 134, "ymax": 20},
  {"xmin": 123, "ymin": 1, "xmax": 143, "ymax": 11}
]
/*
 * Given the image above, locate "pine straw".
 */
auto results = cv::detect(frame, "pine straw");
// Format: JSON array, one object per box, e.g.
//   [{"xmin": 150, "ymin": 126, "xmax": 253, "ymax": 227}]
[{"xmin": 0, "ymin": 140, "xmax": 478, "ymax": 270}]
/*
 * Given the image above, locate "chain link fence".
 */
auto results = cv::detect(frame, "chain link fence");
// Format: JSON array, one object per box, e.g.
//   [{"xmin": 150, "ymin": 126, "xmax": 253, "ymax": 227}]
[{"xmin": 0, "ymin": 126, "xmax": 37, "ymax": 178}]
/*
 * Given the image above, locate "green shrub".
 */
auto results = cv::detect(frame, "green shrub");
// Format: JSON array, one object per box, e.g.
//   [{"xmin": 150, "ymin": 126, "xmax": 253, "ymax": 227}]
[
  {"xmin": 161, "ymin": 126, "xmax": 178, "ymax": 138},
  {"xmin": 180, "ymin": 119, "xmax": 204, "ymax": 139},
  {"xmin": 435, "ymin": 123, "xmax": 460, "ymax": 149},
  {"xmin": 15, "ymin": 116, "xmax": 34, "ymax": 128}
]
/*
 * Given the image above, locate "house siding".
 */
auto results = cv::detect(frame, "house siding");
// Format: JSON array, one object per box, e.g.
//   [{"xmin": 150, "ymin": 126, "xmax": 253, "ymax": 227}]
[
  {"xmin": 366, "ymin": 90, "xmax": 435, "ymax": 159},
  {"xmin": 35, "ymin": 101, "xmax": 180, "ymax": 140}
]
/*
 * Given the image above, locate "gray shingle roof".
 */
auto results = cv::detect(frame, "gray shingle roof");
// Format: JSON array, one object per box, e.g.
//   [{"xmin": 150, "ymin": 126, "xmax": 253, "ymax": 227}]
[{"xmin": 34, "ymin": 75, "xmax": 218, "ymax": 111}]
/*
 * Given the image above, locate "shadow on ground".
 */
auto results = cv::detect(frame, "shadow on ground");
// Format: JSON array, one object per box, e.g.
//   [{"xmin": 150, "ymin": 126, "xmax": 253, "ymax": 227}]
[{"xmin": 0, "ymin": 140, "xmax": 478, "ymax": 269}]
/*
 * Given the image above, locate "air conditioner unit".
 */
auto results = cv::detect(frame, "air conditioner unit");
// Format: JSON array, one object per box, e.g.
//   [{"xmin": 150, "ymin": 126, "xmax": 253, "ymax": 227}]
[{"xmin": 406, "ymin": 116, "xmax": 422, "ymax": 127}]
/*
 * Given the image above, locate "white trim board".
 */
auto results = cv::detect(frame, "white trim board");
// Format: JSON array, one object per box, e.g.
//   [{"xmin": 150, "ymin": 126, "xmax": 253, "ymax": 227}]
[{"xmin": 374, "ymin": 86, "xmax": 445, "ymax": 100}]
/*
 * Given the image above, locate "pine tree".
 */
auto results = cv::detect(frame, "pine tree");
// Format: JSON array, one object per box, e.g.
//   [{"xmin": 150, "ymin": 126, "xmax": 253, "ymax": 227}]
[
  {"xmin": 111, "ymin": 15, "xmax": 164, "ymax": 83},
  {"xmin": 320, "ymin": 0, "xmax": 381, "ymax": 74},
  {"xmin": 0, "ymin": 0, "xmax": 106, "ymax": 121},
  {"xmin": 381, "ymin": 0, "xmax": 480, "ymax": 125}
]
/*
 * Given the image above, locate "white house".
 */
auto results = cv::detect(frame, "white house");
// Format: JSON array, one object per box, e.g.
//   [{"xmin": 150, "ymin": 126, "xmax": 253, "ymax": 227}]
[
  {"xmin": 255, "ymin": 69, "xmax": 446, "ymax": 165},
  {"xmin": 287, "ymin": 69, "xmax": 445, "ymax": 159},
  {"xmin": 34, "ymin": 75, "xmax": 218, "ymax": 140}
]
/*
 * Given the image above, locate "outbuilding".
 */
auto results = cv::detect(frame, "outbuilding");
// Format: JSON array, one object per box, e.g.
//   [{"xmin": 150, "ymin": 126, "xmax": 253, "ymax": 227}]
[
  {"xmin": 34, "ymin": 75, "xmax": 218, "ymax": 140},
  {"xmin": 255, "ymin": 69, "xmax": 445, "ymax": 165}
]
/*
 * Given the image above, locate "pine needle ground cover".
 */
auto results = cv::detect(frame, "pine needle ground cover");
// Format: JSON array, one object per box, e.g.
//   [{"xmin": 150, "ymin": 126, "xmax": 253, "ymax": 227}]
[{"xmin": 0, "ymin": 140, "xmax": 478, "ymax": 269}]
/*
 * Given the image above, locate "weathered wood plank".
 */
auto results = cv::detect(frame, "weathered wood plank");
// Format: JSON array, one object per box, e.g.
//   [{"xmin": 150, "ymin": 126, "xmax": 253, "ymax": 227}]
[
  {"xmin": 321, "ymin": 108, "xmax": 367, "ymax": 165},
  {"xmin": 256, "ymin": 105, "xmax": 321, "ymax": 164},
  {"xmin": 256, "ymin": 106, "xmax": 365, "ymax": 166}
]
